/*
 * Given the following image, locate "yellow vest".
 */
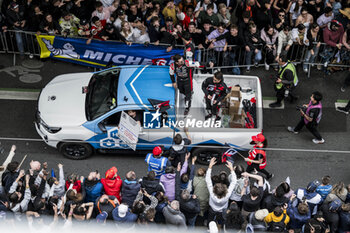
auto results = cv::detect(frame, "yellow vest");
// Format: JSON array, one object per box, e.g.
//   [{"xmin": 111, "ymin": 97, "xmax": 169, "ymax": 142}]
[{"xmin": 276, "ymin": 62, "xmax": 298, "ymax": 90}]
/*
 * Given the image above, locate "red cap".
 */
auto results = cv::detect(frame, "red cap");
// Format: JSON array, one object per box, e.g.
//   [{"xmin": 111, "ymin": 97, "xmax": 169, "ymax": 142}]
[
  {"xmin": 105, "ymin": 166, "xmax": 118, "ymax": 179},
  {"xmin": 153, "ymin": 146, "xmax": 162, "ymax": 156},
  {"xmin": 250, "ymin": 97, "xmax": 256, "ymax": 104},
  {"xmin": 251, "ymin": 133, "xmax": 265, "ymax": 142}
]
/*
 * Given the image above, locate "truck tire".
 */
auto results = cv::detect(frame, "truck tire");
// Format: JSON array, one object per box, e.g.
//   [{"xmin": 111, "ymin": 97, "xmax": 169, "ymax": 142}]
[
  {"xmin": 192, "ymin": 147, "xmax": 223, "ymax": 165},
  {"xmin": 58, "ymin": 142, "xmax": 93, "ymax": 160}
]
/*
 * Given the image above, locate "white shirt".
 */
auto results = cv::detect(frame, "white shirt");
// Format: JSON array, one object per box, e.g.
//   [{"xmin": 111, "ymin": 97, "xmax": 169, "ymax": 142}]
[{"xmin": 316, "ymin": 13, "xmax": 334, "ymax": 27}]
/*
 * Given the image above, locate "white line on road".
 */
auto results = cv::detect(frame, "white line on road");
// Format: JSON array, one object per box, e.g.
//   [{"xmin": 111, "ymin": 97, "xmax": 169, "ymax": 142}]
[{"xmin": 0, "ymin": 90, "xmax": 39, "ymax": 101}]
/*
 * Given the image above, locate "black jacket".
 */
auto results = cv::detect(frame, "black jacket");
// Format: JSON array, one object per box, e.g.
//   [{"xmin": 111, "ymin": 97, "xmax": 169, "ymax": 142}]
[
  {"xmin": 168, "ymin": 138, "xmax": 191, "ymax": 167},
  {"xmin": 121, "ymin": 180, "xmax": 141, "ymax": 207},
  {"xmin": 202, "ymin": 77, "xmax": 229, "ymax": 102},
  {"xmin": 1, "ymin": 171, "xmax": 18, "ymax": 193},
  {"xmin": 140, "ymin": 177, "xmax": 164, "ymax": 195},
  {"xmin": 262, "ymin": 194, "xmax": 289, "ymax": 212},
  {"xmin": 244, "ymin": 30, "xmax": 262, "ymax": 50}
]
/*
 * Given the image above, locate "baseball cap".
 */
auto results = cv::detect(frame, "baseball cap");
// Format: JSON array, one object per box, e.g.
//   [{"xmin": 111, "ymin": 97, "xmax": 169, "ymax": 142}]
[
  {"xmin": 117, "ymin": 9, "xmax": 125, "ymax": 16},
  {"xmin": 118, "ymin": 204, "xmax": 128, "ymax": 218},
  {"xmin": 80, "ymin": 19, "xmax": 89, "ymax": 26},
  {"xmin": 105, "ymin": 166, "xmax": 118, "ymax": 179},
  {"xmin": 329, "ymin": 199, "xmax": 342, "ymax": 212},
  {"xmin": 165, "ymin": 16, "xmax": 173, "ymax": 22},
  {"xmin": 252, "ymin": 133, "xmax": 265, "ymax": 142},
  {"xmin": 307, "ymin": 180, "xmax": 320, "ymax": 193},
  {"xmin": 254, "ymin": 209, "xmax": 269, "ymax": 221},
  {"xmin": 96, "ymin": 211, "xmax": 108, "ymax": 223},
  {"xmin": 10, "ymin": 3, "xmax": 19, "ymax": 9}
]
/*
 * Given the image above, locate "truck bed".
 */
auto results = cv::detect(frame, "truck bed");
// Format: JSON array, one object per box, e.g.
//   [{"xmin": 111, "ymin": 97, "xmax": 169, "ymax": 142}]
[{"xmin": 176, "ymin": 74, "xmax": 263, "ymax": 130}]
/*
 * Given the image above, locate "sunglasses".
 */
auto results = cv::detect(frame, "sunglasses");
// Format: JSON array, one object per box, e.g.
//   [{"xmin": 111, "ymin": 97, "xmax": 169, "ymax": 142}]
[{"xmin": 279, "ymin": 14, "xmax": 285, "ymax": 16}]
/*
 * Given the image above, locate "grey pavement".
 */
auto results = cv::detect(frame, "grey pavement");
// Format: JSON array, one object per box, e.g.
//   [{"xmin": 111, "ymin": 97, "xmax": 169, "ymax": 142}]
[{"xmin": 0, "ymin": 53, "xmax": 349, "ymax": 189}]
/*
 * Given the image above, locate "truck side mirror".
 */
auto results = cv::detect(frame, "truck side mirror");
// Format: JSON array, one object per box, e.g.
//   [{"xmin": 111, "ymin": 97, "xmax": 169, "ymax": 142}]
[{"xmin": 98, "ymin": 122, "xmax": 107, "ymax": 133}]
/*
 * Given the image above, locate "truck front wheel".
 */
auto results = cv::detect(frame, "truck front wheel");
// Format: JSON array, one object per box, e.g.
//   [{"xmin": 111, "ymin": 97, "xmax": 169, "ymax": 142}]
[
  {"xmin": 58, "ymin": 142, "xmax": 93, "ymax": 160},
  {"xmin": 192, "ymin": 147, "xmax": 223, "ymax": 165}
]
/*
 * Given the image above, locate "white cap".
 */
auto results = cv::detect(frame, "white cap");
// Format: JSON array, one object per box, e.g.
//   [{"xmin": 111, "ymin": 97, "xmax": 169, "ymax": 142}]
[{"xmin": 118, "ymin": 204, "xmax": 128, "ymax": 218}]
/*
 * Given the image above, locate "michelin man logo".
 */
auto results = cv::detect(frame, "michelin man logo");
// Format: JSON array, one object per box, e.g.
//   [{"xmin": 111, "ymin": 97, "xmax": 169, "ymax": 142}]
[
  {"xmin": 100, "ymin": 127, "xmax": 128, "ymax": 148},
  {"xmin": 42, "ymin": 38, "xmax": 80, "ymax": 59}
]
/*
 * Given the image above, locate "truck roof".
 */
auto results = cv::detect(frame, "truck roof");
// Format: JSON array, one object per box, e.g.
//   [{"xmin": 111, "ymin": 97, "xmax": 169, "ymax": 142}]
[{"xmin": 117, "ymin": 65, "xmax": 175, "ymax": 109}]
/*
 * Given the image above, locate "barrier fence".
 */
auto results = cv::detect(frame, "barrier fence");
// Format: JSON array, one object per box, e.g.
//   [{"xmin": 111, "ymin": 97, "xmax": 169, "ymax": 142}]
[{"xmin": 0, "ymin": 29, "xmax": 349, "ymax": 77}]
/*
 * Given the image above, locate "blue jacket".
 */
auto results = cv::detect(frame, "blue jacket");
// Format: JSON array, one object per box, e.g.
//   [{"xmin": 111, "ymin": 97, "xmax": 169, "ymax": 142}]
[
  {"xmin": 287, "ymin": 200, "xmax": 311, "ymax": 229},
  {"xmin": 339, "ymin": 210, "xmax": 350, "ymax": 233},
  {"xmin": 121, "ymin": 179, "xmax": 141, "ymax": 207},
  {"xmin": 112, "ymin": 206, "xmax": 138, "ymax": 223},
  {"xmin": 295, "ymin": 188, "xmax": 322, "ymax": 215},
  {"xmin": 84, "ymin": 180, "xmax": 104, "ymax": 203},
  {"xmin": 316, "ymin": 185, "xmax": 332, "ymax": 201},
  {"xmin": 145, "ymin": 153, "xmax": 168, "ymax": 178}
]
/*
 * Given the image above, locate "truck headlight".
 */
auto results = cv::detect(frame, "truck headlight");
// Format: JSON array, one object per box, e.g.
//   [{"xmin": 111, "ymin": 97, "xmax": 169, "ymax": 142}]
[{"xmin": 37, "ymin": 113, "xmax": 62, "ymax": 134}]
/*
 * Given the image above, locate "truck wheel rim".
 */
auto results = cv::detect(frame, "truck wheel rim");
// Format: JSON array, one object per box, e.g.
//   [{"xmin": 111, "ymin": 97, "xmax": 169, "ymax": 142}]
[{"xmin": 65, "ymin": 145, "xmax": 86, "ymax": 157}]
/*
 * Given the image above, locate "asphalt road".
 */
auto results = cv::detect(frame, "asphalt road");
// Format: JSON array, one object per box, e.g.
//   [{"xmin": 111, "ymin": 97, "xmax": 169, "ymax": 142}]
[{"xmin": 0, "ymin": 53, "xmax": 349, "ymax": 189}]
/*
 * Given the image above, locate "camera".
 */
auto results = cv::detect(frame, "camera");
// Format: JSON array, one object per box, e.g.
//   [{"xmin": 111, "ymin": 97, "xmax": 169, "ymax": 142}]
[{"xmin": 296, "ymin": 106, "xmax": 306, "ymax": 111}]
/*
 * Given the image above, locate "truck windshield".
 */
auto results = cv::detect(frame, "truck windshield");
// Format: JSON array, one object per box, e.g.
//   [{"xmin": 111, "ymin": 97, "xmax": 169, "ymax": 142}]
[{"xmin": 85, "ymin": 68, "xmax": 120, "ymax": 121}]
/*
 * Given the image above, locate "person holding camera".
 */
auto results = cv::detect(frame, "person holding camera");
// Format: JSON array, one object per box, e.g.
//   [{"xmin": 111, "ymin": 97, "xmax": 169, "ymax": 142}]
[
  {"xmin": 269, "ymin": 51, "xmax": 299, "ymax": 108},
  {"xmin": 287, "ymin": 91, "xmax": 325, "ymax": 144}
]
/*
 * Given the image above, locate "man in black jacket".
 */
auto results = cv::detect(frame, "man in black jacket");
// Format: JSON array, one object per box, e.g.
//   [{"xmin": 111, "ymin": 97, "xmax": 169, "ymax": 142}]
[
  {"xmin": 179, "ymin": 189, "xmax": 201, "ymax": 227},
  {"xmin": 168, "ymin": 133, "xmax": 191, "ymax": 167},
  {"xmin": 202, "ymin": 71, "xmax": 229, "ymax": 121}
]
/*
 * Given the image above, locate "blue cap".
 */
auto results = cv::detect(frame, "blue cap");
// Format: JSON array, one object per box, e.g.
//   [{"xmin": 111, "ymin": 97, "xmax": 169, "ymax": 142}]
[{"xmin": 96, "ymin": 211, "xmax": 108, "ymax": 223}]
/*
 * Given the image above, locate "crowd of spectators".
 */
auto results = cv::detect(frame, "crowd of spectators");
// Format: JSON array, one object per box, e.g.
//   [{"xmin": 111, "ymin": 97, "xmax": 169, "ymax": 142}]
[
  {"xmin": 0, "ymin": 0, "xmax": 349, "ymax": 72},
  {"xmin": 0, "ymin": 144, "xmax": 349, "ymax": 232}
]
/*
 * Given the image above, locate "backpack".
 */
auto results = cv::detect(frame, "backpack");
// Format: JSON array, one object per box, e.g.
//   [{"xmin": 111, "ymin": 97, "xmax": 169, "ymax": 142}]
[{"xmin": 268, "ymin": 214, "xmax": 286, "ymax": 232}]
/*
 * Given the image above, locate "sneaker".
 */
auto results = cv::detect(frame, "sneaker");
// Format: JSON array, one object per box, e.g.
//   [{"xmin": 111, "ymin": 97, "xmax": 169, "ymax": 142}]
[
  {"xmin": 205, "ymin": 114, "xmax": 212, "ymax": 120},
  {"xmin": 317, "ymin": 65, "xmax": 322, "ymax": 70},
  {"xmin": 303, "ymin": 68, "xmax": 308, "ymax": 73},
  {"xmin": 269, "ymin": 102, "xmax": 281, "ymax": 108},
  {"xmin": 312, "ymin": 138, "xmax": 325, "ymax": 144},
  {"xmin": 215, "ymin": 115, "xmax": 221, "ymax": 121},
  {"xmin": 267, "ymin": 173, "xmax": 274, "ymax": 180},
  {"xmin": 287, "ymin": 126, "xmax": 299, "ymax": 134},
  {"xmin": 246, "ymin": 67, "xmax": 250, "ymax": 73},
  {"xmin": 264, "ymin": 63, "xmax": 270, "ymax": 71},
  {"xmin": 324, "ymin": 61, "xmax": 328, "ymax": 67},
  {"xmin": 336, "ymin": 107, "xmax": 349, "ymax": 114},
  {"xmin": 341, "ymin": 86, "xmax": 346, "ymax": 92},
  {"xmin": 254, "ymin": 62, "xmax": 259, "ymax": 67}
]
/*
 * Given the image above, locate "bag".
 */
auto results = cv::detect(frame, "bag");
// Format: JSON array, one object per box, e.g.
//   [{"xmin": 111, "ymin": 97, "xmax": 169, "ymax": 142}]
[{"xmin": 268, "ymin": 214, "xmax": 286, "ymax": 232}]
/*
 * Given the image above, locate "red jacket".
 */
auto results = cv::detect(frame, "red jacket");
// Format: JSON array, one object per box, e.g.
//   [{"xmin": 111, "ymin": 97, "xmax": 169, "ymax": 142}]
[
  {"xmin": 101, "ymin": 167, "xmax": 123, "ymax": 201},
  {"xmin": 323, "ymin": 24, "xmax": 344, "ymax": 47}
]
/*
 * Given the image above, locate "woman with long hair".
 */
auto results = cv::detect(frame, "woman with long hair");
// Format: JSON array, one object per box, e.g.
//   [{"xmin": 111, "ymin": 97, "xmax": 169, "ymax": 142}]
[
  {"xmin": 295, "ymin": 7, "xmax": 314, "ymax": 29},
  {"xmin": 289, "ymin": 0, "xmax": 304, "ymax": 27},
  {"xmin": 225, "ymin": 201, "xmax": 245, "ymax": 230}
]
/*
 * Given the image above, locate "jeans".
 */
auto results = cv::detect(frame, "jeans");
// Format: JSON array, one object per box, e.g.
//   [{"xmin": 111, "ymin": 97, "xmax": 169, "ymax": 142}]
[
  {"xmin": 15, "ymin": 31, "xmax": 24, "ymax": 54},
  {"xmin": 187, "ymin": 215, "xmax": 197, "ymax": 228},
  {"xmin": 303, "ymin": 46, "xmax": 320, "ymax": 70},
  {"xmin": 246, "ymin": 49, "xmax": 262, "ymax": 69},
  {"xmin": 320, "ymin": 47, "xmax": 335, "ymax": 64}
]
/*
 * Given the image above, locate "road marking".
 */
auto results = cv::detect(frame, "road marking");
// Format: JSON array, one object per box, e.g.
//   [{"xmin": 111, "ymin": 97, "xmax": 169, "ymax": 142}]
[
  {"xmin": 263, "ymin": 97, "xmax": 285, "ymax": 109},
  {"xmin": 0, "ymin": 90, "xmax": 39, "ymax": 100}
]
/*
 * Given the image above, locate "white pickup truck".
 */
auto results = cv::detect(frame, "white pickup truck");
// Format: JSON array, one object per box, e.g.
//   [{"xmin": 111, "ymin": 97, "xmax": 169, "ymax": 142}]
[{"xmin": 35, "ymin": 65, "xmax": 262, "ymax": 163}]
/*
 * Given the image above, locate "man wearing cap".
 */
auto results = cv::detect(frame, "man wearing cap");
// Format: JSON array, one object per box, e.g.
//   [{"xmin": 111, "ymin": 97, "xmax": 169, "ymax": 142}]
[
  {"xmin": 112, "ymin": 203, "xmax": 138, "ymax": 223},
  {"xmin": 145, "ymin": 146, "xmax": 169, "ymax": 179},
  {"xmin": 6, "ymin": 3, "xmax": 27, "ymax": 31},
  {"xmin": 113, "ymin": 9, "xmax": 128, "ymax": 31},
  {"xmin": 78, "ymin": 19, "xmax": 91, "ymax": 37},
  {"xmin": 245, "ymin": 133, "xmax": 273, "ymax": 180},
  {"xmin": 321, "ymin": 20, "xmax": 344, "ymax": 68},
  {"xmin": 100, "ymin": 166, "xmax": 123, "ymax": 202}
]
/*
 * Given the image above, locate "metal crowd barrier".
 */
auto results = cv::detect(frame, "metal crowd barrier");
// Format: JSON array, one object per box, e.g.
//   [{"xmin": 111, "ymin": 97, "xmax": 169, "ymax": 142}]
[{"xmin": 1, "ymin": 30, "xmax": 349, "ymax": 78}]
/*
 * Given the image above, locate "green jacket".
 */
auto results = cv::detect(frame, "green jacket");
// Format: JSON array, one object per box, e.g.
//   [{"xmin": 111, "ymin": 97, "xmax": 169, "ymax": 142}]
[
  {"xmin": 193, "ymin": 176, "xmax": 209, "ymax": 216},
  {"xmin": 276, "ymin": 61, "xmax": 298, "ymax": 90}
]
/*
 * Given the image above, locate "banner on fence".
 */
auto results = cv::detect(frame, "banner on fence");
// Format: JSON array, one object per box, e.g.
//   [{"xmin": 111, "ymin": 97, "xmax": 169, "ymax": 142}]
[{"xmin": 36, "ymin": 35, "xmax": 183, "ymax": 68}]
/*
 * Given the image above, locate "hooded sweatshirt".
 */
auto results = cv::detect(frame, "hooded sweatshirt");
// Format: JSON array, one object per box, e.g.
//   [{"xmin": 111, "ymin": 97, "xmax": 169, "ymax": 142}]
[
  {"xmin": 140, "ymin": 177, "xmax": 164, "ymax": 195},
  {"xmin": 323, "ymin": 22, "xmax": 344, "ymax": 47},
  {"xmin": 168, "ymin": 138, "xmax": 191, "ymax": 167},
  {"xmin": 121, "ymin": 179, "xmax": 140, "ymax": 207},
  {"xmin": 160, "ymin": 160, "xmax": 188, "ymax": 202},
  {"xmin": 162, "ymin": 205, "xmax": 187, "ymax": 227},
  {"xmin": 101, "ymin": 167, "xmax": 123, "ymax": 202}
]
